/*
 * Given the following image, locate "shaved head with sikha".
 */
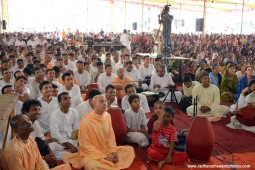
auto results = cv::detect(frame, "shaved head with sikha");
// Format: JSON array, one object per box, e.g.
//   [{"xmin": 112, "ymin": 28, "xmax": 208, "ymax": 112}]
[{"xmin": 92, "ymin": 94, "xmax": 107, "ymax": 115}]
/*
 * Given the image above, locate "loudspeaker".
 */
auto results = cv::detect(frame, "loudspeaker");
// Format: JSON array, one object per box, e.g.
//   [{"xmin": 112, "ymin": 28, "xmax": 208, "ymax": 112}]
[
  {"xmin": 2, "ymin": 20, "xmax": 6, "ymax": 30},
  {"xmin": 195, "ymin": 18, "xmax": 203, "ymax": 32},
  {"xmin": 132, "ymin": 22, "xmax": 137, "ymax": 30}
]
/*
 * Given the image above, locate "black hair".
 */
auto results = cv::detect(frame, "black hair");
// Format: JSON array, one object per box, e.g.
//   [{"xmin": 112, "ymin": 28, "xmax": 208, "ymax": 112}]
[
  {"xmin": 97, "ymin": 61, "xmax": 104, "ymax": 67},
  {"xmin": 201, "ymin": 71, "xmax": 209, "ymax": 78},
  {"xmin": 126, "ymin": 61, "xmax": 133, "ymax": 65},
  {"xmin": 104, "ymin": 64, "xmax": 111, "ymax": 69},
  {"xmin": 76, "ymin": 60, "xmax": 83, "ymax": 65},
  {"xmin": 45, "ymin": 69, "xmax": 54, "ymax": 75},
  {"xmin": 106, "ymin": 84, "xmax": 115, "ymax": 92},
  {"xmin": 248, "ymin": 79, "xmax": 255, "ymax": 87},
  {"xmin": 128, "ymin": 94, "xmax": 140, "ymax": 104},
  {"xmin": 164, "ymin": 105, "xmax": 175, "ymax": 116},
  {"xmin": 52, "ymin": 83, "xmax": 58, "ymax": 89},
  {"xmin": 183, "ymin": 75, "xmax": 192, "ymax": 83},
  {"xmin": 124, "ymin": 84, "xmax": 134, "ymax": 93},
  {"xmin": 21, "ymin": 99, "xmax": 42, "ymax": 114},
  {"xmin": 88, "ymin": 89, "xmax": 101, "ymax": 99},
  {"xmin": 39, "ymin": 80, "xmax": 51, "ymax": 90},
  {"xmin": 58, "ymin": 92, "xmax": 69, "ymax": 103},
  {"xmin": 62, "ymin": 72, "xmax": 72, "ymax": 81},
  {"xmin": 52, "ymin": 66, "xmax": 60, "ymax": 74},
  {"xmin": 1, "ymin": 85, "xmax": 13, "ymax": 94},
  {"xmin": 15, "ymin": 75, "xmax": 28, "ymax": 82}
]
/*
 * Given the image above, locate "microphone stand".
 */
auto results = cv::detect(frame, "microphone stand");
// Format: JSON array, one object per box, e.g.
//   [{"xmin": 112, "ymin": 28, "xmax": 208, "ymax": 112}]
[{"xmin": 193, "ymin": 96, "xmax": 198, "ymax": 118}]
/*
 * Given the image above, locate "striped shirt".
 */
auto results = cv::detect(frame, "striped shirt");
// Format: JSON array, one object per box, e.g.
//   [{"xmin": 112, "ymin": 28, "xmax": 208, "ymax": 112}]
[{"xmin": 151, "ymin": 123, "xmax": 177, "ymax": 148}]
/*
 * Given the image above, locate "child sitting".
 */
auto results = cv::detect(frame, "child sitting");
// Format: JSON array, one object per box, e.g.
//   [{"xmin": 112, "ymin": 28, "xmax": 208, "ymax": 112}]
[
  {"xmin": 124, "ymin": 94, "xmax": 149, "ymax": 147},
  {"xmin": 147, "ymin": 106, "xmax": 188, "ymax": 169},
  {"xmin": 147, "ymin": 101, "xmax": 166, "ymax": 141}
]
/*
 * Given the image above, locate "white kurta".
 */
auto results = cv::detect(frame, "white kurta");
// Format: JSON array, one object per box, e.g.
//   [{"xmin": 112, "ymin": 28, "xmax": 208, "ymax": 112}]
[
  {"xmin": 75, "ymin": 100, "xmax": 93, "ymax": 120},
  {"xmin": 138, "ymin": 64, "xmax": 155, "ymax": 80},
  {"xmin": 30, "ymin": 121, "xmax": 44, "ymax": 139},
  {"xmin": 50, "ymin": 108, "xmax": 80, "ymax": 145},
  {"xmin": 121, "ymin": 93, "xmax": 150, "ymax": 113},
  {"xmin": 0, "ymin": 79, "xmax": 14, "ymax": 89},
  {"xmin": 186, "ymin": 84, "xmax": 229, "ymax": 117},
  {"xmin": 38, "ymin": 97, "xmax": 60, "ymax": 133},
  {"xmin": 124, "ymin": 108, "xmax": 149, "ymax": 147},
  {"xmin": 183, "ymin": 81, "xmax": 200, "ymax": 97},
  {"xmin": 64, "ymin": 62, "xmax": 75, "ymax": 71},
  {"xmin": 73, "ymin": 70, "xmax": 91, "ymax": 86},
  {"xmin": 58, "ymin": 85, "xmax": 83, "ymax": 108},
  {"xmin": 150, "ymin": 74, "xmax": 182, "ymax": 103},
  {"xmin": 97, "ymin": 73, "xmax": 117, "ymax": 93}
]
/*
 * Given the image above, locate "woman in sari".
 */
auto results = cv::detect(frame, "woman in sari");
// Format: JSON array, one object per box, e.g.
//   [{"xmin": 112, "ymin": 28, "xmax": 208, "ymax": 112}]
[{"xmin": 221, "ymin": 64, "xmax": 238, "ymax": 102}]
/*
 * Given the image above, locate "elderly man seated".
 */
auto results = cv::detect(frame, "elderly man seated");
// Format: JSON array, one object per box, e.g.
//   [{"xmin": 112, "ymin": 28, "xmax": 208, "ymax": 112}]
[{"xmin": 1, "ymin": 114, "xmax": 71, "ymax": 170}]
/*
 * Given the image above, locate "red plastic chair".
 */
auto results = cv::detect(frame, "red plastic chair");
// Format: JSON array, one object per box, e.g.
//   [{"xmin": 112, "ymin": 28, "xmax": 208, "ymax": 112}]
[
  {"xmin": 84, "ymin": 83, "xmax": 100, "ymax": 101},
  {"xmin": 107, "ymin": 107, "xmax": 127, "ymax": 146}
]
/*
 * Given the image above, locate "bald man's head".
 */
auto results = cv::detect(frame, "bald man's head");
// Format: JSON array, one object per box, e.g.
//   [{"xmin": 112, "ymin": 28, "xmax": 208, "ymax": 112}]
[
  {"xmin": 10, "ymin": 114, "xmax": 33, "ymax": 135},
  {"xmin": 92, "ymin": 95, "xmax": 107, "ymax": 115}
]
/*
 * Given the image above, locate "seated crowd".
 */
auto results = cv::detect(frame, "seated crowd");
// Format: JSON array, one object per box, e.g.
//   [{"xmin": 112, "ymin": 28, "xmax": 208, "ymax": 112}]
[{"xmin": 0, "ymin": 32, "xmax": 255, "ymax": 169}]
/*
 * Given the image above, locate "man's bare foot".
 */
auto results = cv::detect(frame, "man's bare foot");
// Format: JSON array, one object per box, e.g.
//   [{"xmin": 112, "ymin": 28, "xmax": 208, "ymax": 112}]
[{"xmin": 158, "ymin": 160, "xmax": 166, "ymax": 169}]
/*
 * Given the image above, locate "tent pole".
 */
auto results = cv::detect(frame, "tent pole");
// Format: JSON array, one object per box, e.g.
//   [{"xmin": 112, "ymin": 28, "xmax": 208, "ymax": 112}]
[
  {"xmin": 202, "ymin": 0, "xmax": 207, "ymax": 40},
  {"xmin": 241, "ymin": 0, "xmax": 245, "ymax": 34}
]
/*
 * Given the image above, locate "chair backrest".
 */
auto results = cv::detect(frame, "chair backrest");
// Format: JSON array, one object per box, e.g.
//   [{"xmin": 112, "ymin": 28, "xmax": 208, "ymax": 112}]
[
  {"xmin": 85, "ymin": 83, "xmax": 100, "ymax": 101},
  {"xmin": 107, "ymin": 107, "xmax": 127, "ymax": 146}
]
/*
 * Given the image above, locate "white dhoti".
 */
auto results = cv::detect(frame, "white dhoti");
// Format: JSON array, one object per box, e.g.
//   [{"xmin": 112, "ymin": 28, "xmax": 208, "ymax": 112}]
[
  {"xmin": 186, "ymin": 105, "xmax": 229, "ymax": 117},
  {"xmin": 126, "ymin": 132, "xmax": 149, "ymax": 147}
]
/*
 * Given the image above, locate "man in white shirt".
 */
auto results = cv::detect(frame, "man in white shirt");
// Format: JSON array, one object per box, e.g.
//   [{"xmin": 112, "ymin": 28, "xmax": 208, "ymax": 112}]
[
  {"xmin": 50, "ymin": 92, "xmax": 79, "ymax": 151},
  {"xmin": 120, "ymin": 29, "xmax": 131, "ymax": 52},
  {"xmin": 74, "ymin": 60, "xmax": 90, "ymax": 87},
  {"xmin": 45, "ymin": 69, "xmax": 63, "ymax": 89},
  {"xmin": 21, "ymin": 99, "xmax": 61, "ymax": 165},
  {"xmin": 0, "ymin": 69, "xmax": 14, "ymax": 89},
  {"xmin": 75, "ymin": 89, "xmax": 101, "ymax": 120},
  {"xmin": 124, "ymin": 61, "xmax": 143, "ymax": 89},
  {"xmin": 121, "ymin": 84, "xmax": 150, "ymax": 116},
  {"xmin": 27, "ymin": 34, "xmax": 38, "ymax": 48},
  {"xmin": 38, "ymin": 81, "xmax": 60, "ymax": 134},
  {"xmin": 90, "ymin": 56, "xmax": 98, "ymax": 76},
  {"xmin": 1, "ymin": 85, "xmax": 23, "ymax": 115},
  {"xmin": 29, "ymin": 67, "xmax": 44, "ymax": 99},
  {"xmin": 111, "ymin": 51, "xmax": 121, "ymax": 69},
  {"xmin": 4, "ymin": 35, "xmax": 14, "ymax": 46},
  {"xmin": 97, "ymin": 64, "xmax": 117, "ymax": 93},
  {"xmin": 58, "ymin": 72, "xmax": 83, "ymax": 108},
  {"xmin": 105, "ymin": 84, "xmax": 118, "ymax": 108},
  {"xmin": 138, "ymin": 55, "xmax": 154, "ymax": 80},
  {"xmin": 150, "ymin": 65, "xmax": 182, "ymax": 103},
  {"xmin": 15, "ymin": 34, "xmax": 26, "ymax": 47},
  {"xmin": 63, "ymin": 54, "xmax": 75, "ymax": 71},
  {"xmin": 186, "ymin": 72, "xmax": 229, "ymax": 117}
]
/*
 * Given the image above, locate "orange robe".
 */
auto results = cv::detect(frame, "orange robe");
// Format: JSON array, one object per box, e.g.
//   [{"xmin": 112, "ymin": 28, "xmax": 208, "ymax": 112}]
[
  {"xmin": 63, "ymin": 111, "xmax": 135, "ymax": 170},
  {"xmin": 1, "ymin": 136, "xmax": 71, "ymax": 170},
  {"xmin": 112, "ymin": 76, "xmax": 133, "ymax": 100}
]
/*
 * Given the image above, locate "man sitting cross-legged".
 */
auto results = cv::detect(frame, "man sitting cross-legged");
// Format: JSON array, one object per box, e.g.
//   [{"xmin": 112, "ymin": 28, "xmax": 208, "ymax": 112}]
[
  {"xmin": 63, "ymin": 95, "xmax": 135, "ymax": 170},
  {"xmin": 1, "ymin": 114, "xmax": 71, "ymax": 170},
  {"xmin": 50, "ymin": 92, "xmax": 79, "ymax": 156},
  {"xmin": 186, "ymin": 71, "xmax": 229, "ymax": 118}
]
